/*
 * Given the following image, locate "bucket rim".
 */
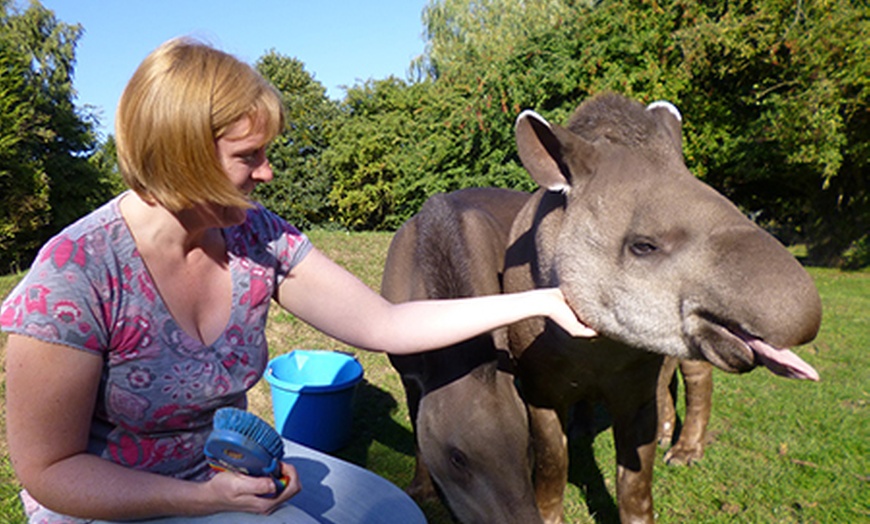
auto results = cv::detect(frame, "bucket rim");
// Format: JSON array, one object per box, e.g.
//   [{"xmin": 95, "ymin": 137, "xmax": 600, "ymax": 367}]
[{"xmin": 265, "ymin": 349, "xmax": 363, "ymax": 393}]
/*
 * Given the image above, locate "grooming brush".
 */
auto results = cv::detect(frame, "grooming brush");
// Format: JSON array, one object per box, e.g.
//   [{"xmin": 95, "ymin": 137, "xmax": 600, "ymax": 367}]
[{"xmin": 205, "ymin": 407, "xmax": 289, "ymax": 497}]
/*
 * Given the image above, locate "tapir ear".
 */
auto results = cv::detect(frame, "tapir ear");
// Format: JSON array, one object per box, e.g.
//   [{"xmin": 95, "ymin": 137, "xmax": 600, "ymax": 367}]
[
  {"xmin": 646, "ymin": 100, "xmax": 683, "ymax": 155},
  {"xmin": 515, "ymin": 110, "xmax": 595, "ymax": 193}
]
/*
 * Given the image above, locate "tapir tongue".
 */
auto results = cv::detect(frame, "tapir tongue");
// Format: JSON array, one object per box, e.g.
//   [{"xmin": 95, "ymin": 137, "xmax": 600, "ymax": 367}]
[{"xmin": 745, "ymin": 338, "xmax": 820, "ymax": 381}]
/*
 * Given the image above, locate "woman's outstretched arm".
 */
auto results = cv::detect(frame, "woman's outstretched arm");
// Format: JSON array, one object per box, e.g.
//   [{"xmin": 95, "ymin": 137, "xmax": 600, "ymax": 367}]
[{"xmin": 275, "ymin": 248, "xmax": 596, "ymax": 355}]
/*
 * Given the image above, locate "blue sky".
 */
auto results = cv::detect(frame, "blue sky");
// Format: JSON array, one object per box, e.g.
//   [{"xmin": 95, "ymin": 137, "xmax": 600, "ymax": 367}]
[{"xmin": 29, "ymin": 0, "xmax": 431, "ymax": 138}]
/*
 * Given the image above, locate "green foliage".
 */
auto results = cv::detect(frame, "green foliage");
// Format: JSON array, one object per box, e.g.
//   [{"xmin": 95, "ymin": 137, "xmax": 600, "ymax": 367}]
[
  {"xmin": 409, "ymin": 0, "xmax": 868, "ymax": 267},
  {"xmin": 253, "ymin": 51, "xmax": 340, "ymax": 230},
  {"xmin": 324, "ymin": 78, "xmax": 421, "ymax": 230},
  {"xmin": 0, "ymin": 0, "xmax": 866, "ymax": 268},
  {"xmin": 0, "ymin": 35, "xmax": 51, "ymax": 271},
  {"xmin": 416, "ymin": 0, "xmax": 573, "ymax": 80},
  {"xmin": 325, "ymin": 0, "xmax": 577, "ymax": 231},
  {"xmin": 672, "ymin": 0, "xmax": 869, "ymax": 267},
  {"xmin": 0, "ymin": 0, "xmax": 116, "ymax": 273}
]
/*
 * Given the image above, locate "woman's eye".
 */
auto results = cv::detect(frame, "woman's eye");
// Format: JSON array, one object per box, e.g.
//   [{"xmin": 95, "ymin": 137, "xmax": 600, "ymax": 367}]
[{"xmin": 241, "ymin": 149, "xmax": 263, "ymax": 164}]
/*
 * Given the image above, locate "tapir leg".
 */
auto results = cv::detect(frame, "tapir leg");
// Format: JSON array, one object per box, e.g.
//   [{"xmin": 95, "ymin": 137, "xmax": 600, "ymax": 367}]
[
  {"xmin": 655, "ymin": 356, "xmax": 680, "ymax": 447},
  {"xmin": 612, "ymin": 398, "xmax": 658, "ymax": 524},
  {"xmin": 528, "ymin": 404, "xmax": 569, "ymax": 524},
  {"xmin": 663, "ymin": 360, "xmax": 712, "ymax": 465}
]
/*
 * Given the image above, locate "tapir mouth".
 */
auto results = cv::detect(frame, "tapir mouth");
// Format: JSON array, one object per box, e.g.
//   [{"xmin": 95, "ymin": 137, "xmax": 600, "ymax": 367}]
[
  {"xmin": 734, "ymin": 328, "xmax": 819, "ymax": 381},
  {"xmin": 700, "ymin": 319, "xmax": 819, "ymax": 381}
]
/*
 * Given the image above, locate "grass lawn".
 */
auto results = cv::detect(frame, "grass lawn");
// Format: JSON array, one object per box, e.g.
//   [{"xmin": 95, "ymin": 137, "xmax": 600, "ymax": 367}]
[{"xmin": 1, "ymin": 230, "xmax": 867, "ymax": 523}]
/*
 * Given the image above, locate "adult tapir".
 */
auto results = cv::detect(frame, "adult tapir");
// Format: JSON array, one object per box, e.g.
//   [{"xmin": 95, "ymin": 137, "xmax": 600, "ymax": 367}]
[
  {"xmin": 503, "ymin": 92, "xmax": 822, "ymax": 523},
  {"xmin": 381, "ymin": 187, "xmax": 543, "ymax": 523}
]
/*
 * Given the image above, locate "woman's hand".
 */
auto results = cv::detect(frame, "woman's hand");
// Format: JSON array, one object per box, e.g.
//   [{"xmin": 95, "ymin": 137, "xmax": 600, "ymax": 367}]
[
  {"xmin": 539, "ymin": 288, "xmax": 598, "ymax": 338},
  {"xmin": 202, "ymin": 462, "xmax": 301, "ymax": 515}
]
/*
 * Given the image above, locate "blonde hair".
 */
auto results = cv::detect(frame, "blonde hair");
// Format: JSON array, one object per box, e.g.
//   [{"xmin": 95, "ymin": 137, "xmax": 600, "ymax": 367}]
[{"xmin": 115, "ymin": 37, "xmax": 285, "ymax": 211}]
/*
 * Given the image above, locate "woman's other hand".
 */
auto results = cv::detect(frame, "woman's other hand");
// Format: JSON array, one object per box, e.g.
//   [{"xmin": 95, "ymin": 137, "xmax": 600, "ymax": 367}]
[{"xmin": 202, "ymin": 461, "xmax": 301, "ymax": 515}]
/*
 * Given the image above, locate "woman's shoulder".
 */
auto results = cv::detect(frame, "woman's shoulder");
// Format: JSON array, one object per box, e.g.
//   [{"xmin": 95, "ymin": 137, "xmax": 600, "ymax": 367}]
[
  {"xmin": 243, "ymin": 203, "xmax": 303, "ymax": 235},
  {"xmin": 227, "ymin": 203, "xmax": 312, "ymax": 272},
  {"xmin": 227, "ymin": 203, "xmax": 307, "ymax": 246},
  {"xmin": 34, "ymin": 193, "xmax": 131, "ymax": 273}
]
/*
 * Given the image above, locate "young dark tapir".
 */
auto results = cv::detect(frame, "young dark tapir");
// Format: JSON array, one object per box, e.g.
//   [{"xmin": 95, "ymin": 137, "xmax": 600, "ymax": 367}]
[
  {"xmin": 504, "ymin": 92, "xmax": 822, "ymax": 523},
  {"xmin": 381, "ymin": 187, "xmax": 544, "ymax": 523}
]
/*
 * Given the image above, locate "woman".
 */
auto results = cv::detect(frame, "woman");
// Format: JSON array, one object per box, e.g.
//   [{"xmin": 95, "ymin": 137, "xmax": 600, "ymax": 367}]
[{"xmin": 1, "ymin": 37, "xmax": 595, "ymax": 522}]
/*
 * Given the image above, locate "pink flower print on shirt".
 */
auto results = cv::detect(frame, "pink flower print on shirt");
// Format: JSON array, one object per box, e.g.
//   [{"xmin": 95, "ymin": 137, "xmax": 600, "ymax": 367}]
[
  {"xmin": 225, "ymin": 325, "xmax": 244, "ymax": 346},
  {"xmin": 0, "ymin": 295, "xmax": 23, "ymax": 327},
  {"xmin": 24, "ymin": 284, "xmax": 50, "ymax": 315},
  {"xmin": 221, "ymin": 349, "xmax": 250, "ymax": 371},
  {"xmin": 110, "ymin": 315, "xmax": 153, "ymax": 362},
  {"xmin": 127, "ymin": 365, "xmax": 156, "ymax": 389},
  {"xmin": 109, "ymin": 429, "xmax": 162, "ymax": 469},
  {"xmin": 240, "ymin": 267, "xmax": 272, "ymax": 308},
  {"xmin": 137, "ymin": 271, "xmax": 157, "ymax": 303},
  {"xmin": 151, "ymin": 403, "xmax": 200, "ymax": 431},
  {"xmin": 162, "ymin": 362, "xmax": 210, "ymax": 402},
  {"xmin": 40, "ymin": 235, "xmax": 88, "ymax": 269},
  {"xmin": 53, "ymin": 300, "xmax": 82, "ymax": 324},
  {"xmin": 23, "ymin": 322, "xmax": 61, "ymax": 341},
  {"xmin": 107, "ymin": 382, "xmax": 150, "ymax": 422}
]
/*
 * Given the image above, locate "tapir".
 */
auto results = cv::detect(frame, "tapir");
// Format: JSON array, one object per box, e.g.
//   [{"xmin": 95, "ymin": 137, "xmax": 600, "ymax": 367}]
[
  {"xmin": 381, "ymin": 187, "xmax": 543, "ymax": 523},
  {"xmin": 503, "ymin": 93, "xmax": 822, "ymax": 523}
]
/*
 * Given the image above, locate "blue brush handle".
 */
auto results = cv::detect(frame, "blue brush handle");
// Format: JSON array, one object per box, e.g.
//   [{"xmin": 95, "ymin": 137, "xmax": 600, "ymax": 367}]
[{"xmin": 204, "ymin": 429, "xmax": 287, "ymax": 497}]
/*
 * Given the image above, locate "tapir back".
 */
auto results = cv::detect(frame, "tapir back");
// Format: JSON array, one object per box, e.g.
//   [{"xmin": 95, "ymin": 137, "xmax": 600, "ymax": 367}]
[{"xmin": 382, "ymin": 187, "xmax": 543, "ymax": 524}]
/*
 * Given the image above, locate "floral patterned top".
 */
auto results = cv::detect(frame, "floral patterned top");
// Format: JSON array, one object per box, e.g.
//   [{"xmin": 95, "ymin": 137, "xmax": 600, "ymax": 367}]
[{"xmin": 1, "ymin": 192, "xmax": 312, "ymax": 486}]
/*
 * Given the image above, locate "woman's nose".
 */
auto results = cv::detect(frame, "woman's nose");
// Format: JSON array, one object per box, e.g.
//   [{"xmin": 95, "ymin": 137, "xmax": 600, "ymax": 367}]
[{"xmin": 254, "ymin": 161, "xmax": 274, "ymax": 183}]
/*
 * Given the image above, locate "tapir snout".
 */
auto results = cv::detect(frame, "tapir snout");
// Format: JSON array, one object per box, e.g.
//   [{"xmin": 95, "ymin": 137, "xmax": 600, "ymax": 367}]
[{"xmin": 683, "ymin": 223, "xmax": 822, "ymax": 378}]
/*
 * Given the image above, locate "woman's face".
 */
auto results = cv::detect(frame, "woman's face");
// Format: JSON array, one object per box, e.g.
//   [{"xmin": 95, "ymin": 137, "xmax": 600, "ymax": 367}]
[
  {"xmin": 215, "ymin": 116, "xmax": 274, "ymax": 195},
  {"xmin": 202, "ymin": 116, "xmax": 274, "ymax": 227}
]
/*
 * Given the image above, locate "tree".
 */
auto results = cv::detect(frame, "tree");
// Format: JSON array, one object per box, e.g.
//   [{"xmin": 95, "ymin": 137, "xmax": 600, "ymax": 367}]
[
  {"xmin": 324, "ymin": 0, "xmax": 580, "ymax": 231},
  {"xmin": 393, "ymin": 0, "xmax": 868, "ymax": 267},
  {"xmin": 0, "ymin": 0, "xmax": 112, "ymax": 272},
  {"xmin": 253, "ymin": 51, "xmax": 340, "ymax": 229},
  {"xmin": 0, "ymin": 31, "xmax": 50, "ymax": 271},
  {"xmin": 324, "ymin": 77, "xmax": 428, "ymax": 230},
  {"xmin": 674, "ymin": 0, "xmax": 869, "ymax": 267}
]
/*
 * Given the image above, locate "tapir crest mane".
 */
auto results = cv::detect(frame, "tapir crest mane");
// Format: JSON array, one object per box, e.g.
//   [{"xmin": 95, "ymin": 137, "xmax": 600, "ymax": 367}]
[{"xmin": 566, "ymin": 92, "xmax": 662, "ymax": 147}]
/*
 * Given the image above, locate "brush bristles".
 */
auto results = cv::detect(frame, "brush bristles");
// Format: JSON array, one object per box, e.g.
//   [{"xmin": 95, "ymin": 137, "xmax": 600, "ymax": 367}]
[{"xmin": 213, "ymin": 407, "xmax": 284, "ymax": 459}]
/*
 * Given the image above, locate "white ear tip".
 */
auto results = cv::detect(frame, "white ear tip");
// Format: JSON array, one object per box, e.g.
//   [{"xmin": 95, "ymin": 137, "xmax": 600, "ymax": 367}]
[
  {"xmin": 647, "ymin": 101, "xmax": 682, "ymax": 122},
  {"xmin": 547, "ymin": 183, "xmax": 571, "ymax": 194},
  {"xmin": 516, "ymin": 109, "xmax": 551, "ymax": 128}
]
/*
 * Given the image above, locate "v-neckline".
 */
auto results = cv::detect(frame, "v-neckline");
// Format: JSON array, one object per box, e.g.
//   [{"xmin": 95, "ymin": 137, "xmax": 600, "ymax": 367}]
[{"xmin": 114, "ymin": 193, "xmax": 236, "ymax": 348}]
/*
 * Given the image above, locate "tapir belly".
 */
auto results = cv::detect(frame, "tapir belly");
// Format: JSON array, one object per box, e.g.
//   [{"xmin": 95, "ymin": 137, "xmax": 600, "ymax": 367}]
[{"xmin": 513, "ymin": 332, "xmax": 665, "ymax": 417}]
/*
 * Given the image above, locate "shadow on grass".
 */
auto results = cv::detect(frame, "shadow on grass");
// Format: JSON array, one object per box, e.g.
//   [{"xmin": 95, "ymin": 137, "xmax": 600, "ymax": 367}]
[
  {"xmin": 333, "ymin": 381, "xmax": 456, "ymax": 523},
  {"xmin": 333, "ymin": 380, "xmax": 415, "ymax": 471}
]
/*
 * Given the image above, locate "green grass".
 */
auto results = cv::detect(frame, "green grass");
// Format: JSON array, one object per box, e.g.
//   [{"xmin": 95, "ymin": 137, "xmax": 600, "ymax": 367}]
[{"xmin": 1, "ymin": 233, "xmax": 867, "ymax": 523}]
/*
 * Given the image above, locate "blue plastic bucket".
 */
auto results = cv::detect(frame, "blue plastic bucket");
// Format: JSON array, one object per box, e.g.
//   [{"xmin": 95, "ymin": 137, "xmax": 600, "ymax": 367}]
[{"xmin": 265, "ymin": 350, "xmax": 364, "ymax": 452}]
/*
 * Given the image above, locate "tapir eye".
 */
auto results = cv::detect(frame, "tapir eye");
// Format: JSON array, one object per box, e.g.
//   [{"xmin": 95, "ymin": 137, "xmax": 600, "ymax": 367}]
[
  {"xmin": 629, "ymin": 240, "xmax": 659, "ymax": 256},
  {"xmin": 449, "ymin": 447, "xmax": 470, "ymax": 471}
]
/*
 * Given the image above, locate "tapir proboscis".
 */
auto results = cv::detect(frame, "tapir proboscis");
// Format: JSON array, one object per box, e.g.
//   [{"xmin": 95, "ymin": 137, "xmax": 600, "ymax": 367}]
[
  {"xmin": 504, "ymin": 92, "xmax": 822, "ymax": 523},
  {"xmin": 381, "ymin": 188, "xmax": 543, "ymax": 523}
]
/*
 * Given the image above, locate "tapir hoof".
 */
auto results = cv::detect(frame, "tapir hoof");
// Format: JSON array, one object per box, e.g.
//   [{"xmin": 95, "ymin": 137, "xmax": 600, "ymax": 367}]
[{"xmin": 663, "ymin": 442, "xmax": 704, "ymax": 466}]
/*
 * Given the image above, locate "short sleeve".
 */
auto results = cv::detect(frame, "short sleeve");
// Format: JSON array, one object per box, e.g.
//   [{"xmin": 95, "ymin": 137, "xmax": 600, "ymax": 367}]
[
  {"xmin": 1, "ymin": 232, "xmax": 111, "ymax": 354},
  {"xmin": 226, "ymin": 204, "xmax": 313, "ymax": 288}
]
